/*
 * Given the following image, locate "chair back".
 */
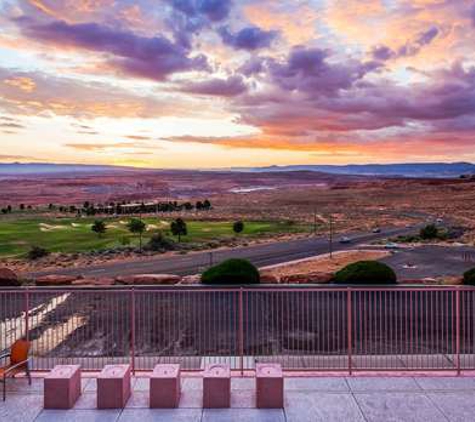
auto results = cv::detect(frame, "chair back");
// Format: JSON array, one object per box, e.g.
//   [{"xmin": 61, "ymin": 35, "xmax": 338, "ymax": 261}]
[{"xmin": 10, "ymin": 339, "xmax": 30, "ymax": 365}]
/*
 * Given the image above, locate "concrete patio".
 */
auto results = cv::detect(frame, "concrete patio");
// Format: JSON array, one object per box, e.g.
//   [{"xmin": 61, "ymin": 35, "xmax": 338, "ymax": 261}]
[{"xmin": 2, "ymin": 375, "xmax": 475, "ymax": 421}]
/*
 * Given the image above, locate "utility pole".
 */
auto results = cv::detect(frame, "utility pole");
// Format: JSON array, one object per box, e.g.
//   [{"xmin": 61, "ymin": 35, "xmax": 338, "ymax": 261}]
[
  {"xmin": 313, "ymin": 206, "xmax": 317, "ymax": 236},
  {"xmin": 329, "ymin": 214, "xmax": 334, "ymax": 259}
]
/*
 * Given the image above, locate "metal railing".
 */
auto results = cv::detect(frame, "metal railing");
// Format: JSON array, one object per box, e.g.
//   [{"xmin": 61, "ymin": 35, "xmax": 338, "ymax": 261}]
[{"xmin": 1, "ymin": 285, "xmax": 475, "ymax": 374}]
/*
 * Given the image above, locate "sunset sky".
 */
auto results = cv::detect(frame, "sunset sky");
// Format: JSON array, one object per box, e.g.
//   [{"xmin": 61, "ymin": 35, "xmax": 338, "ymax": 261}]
[{"xmin": 1, "ymin": 0, "xmax": 475, "ymax": 168}]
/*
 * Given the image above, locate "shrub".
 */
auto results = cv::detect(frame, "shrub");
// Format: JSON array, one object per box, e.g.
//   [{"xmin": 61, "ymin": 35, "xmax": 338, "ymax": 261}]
[
  {"xmin": 463, "ymin": 267, "xmax": 475, "ymax": 286},
  {"xmin": 27, "ymin": 246, "xmax": 50, "ymax": 260},
  {"xmin": 91, "ymin": 220, "xmax": 107, "ymax": 237},
  {"xmin": 233, "ymin": 221, "xmax": 244, "ymax": 234},
  {"xmin": 146, "ymin": 232, "xmax": 175, "ymax": 252},
  {"xmin": 201, "ymin": 258, "xmax": 260, "ymax": 285},
  {"xmin": 420, "ymin": 224, "xmax": 439, "ymax": 240},
  {"xmin": 334, "ymin": 260, "xmax": 397, "ymax": 285}
]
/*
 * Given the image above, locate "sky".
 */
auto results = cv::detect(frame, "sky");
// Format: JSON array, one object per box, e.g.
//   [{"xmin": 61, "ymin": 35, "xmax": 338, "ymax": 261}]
[{"xmin": 0, "ymin": 0, "xmax": 475, "ymax": 168}]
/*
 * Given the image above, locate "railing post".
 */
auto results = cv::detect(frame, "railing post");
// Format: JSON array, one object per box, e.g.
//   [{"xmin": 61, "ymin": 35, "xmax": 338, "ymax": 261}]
[
  {"xmin": 239, "ymin": 288, "xmax": 244, "ymax": 376},
  {"xmin": 24, "ymin": 287, "xmax": 30, "ymax": 342},
  {"xmin": 130, "ymin": 288, "xmax": 136, "ymax": 375},
  {"xmin": 347, "ymin": 288, "xmax": 352, "ymax": 375},
  {"xmin": 456, "ymin": 287, "xmax": 461, "ymax": 375}
]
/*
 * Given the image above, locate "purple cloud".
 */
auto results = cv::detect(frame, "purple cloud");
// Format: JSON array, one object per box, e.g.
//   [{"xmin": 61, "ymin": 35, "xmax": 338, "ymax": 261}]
[
  {"xmin": 18, "ymin": 18, "xmax": 208, "ymax": 81},
  {"xmin": 372, "ymin": 27, "xmax": 439, "ymax": 62},
  {"xmin": 219, "ymin": 26, "xmax": 278, "ymax": 50},
  {"xmin": 267, "ymin": 47, "xmax": 374, "ymax": 95},
  {"xmin": 179, "ymin": 75, "xmax": 247, "ymax": 96}
]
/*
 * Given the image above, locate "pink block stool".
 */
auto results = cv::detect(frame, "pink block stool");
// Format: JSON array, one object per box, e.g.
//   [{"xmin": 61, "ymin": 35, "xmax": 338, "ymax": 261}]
[
  {"xmin": 150, "ymin": 364, "xmax": 181, "ymax": 408},
  {"xmin": 44, "ymin": 365, "xmax": 81, "ymax": 409},
  {"xmin": 203, "ymin": 364, "xmax": 231, "ymax": 408},
  {"xmin": 97, "ymin": 364, "xmax": 131, "ymax": 409},
  {"xmin": 256, "ymin": 363, "xmax": 284, "ymax": 408}
]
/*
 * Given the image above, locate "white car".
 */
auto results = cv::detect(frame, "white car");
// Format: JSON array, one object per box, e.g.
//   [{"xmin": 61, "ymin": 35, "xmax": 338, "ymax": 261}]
[
  {"xmin": 339, "ymin": 236, "xmax": 352, "ymax": 244},
  {"xmin": 384, "ymin": 242, "xmax": 400, "ymax": 250}
]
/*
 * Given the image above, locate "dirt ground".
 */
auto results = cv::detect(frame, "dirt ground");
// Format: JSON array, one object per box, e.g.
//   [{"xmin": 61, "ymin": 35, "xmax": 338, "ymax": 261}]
[{"xmin": 263, "ymin": 250, "xmax": 391, "ymax": 278}]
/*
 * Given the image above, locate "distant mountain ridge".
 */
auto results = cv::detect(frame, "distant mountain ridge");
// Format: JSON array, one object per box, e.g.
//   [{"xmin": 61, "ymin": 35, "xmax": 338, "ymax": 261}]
[
  {"xmin": 234, "ymin": 162, "xmax": 475, "ymax": 178},
  {"xmin": 1, "ymin": 162, "xmax": 474, "ymax": 178},
  {"xmin": 0, "ymin": 163, "xmax": 127, "ymax": 175}
]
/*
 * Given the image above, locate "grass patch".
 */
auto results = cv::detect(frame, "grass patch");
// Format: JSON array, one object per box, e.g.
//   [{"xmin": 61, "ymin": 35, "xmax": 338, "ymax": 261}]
[{"xmin": 0, "ymin": 217, "xmax": 309, "ymax": 258}]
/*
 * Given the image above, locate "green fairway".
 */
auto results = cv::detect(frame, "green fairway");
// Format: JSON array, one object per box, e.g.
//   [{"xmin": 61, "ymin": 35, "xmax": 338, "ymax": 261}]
[{"xmin": 0, "ymin": 217, "xmax": 309, "ymax": 258}]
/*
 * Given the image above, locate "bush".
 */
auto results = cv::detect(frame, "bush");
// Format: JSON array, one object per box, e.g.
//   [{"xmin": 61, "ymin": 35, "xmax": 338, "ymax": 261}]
[
  {"xmin": 233, "ymin": 221, "xmax": 244, "ymax": 234},
  {"xmin": 463, "ymin": 267, "xmax": 475, "ymax": 286},
  {"xmin": 201, "ymin": 258, "xmax": 260, "ymax": 285},
  {"xmin": 334, "ymin": 260, "xmax": 397, "ymax": 285},
  {"xmin": 145, "ymin": 232, "xmax": 175, "ymax": 252},
  {"xmin": 27, "ymin": 246, "xmax": 50, "ymax": 260},
  {"xmin": 420, "ymin": 224, "xmax": 439, "ymax": 240}
]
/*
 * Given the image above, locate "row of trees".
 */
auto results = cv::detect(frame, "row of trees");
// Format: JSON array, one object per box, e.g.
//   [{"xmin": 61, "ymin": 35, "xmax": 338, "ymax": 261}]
[
  {"xmin": 91, "ymin": 219, "xmax": 246, "ymax": 251},
  {"xmin": 48, "ymin": 199, "xmax": 212, "ymax": 217},
  {"xmin": 91, "ymin": 217, "xmax": 189, "ymax": 251},
  {"xmin": 1, "ymin": 200, "xmax": 212, "ymax": 216}
]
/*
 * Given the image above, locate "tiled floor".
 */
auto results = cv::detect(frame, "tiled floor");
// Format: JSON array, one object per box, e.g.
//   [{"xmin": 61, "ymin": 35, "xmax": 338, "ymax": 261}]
[{"xmin": 2, "ymin": 376, "xmax": 475, "ymax": 421}]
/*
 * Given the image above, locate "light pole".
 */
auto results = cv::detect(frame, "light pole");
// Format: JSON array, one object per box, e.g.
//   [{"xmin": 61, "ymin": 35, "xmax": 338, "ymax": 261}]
[
  {"xmin": 313, "ymin": 206, "xmax": 317, "ymax": 236},
  {"xmin": 329, "ymin": 214, "xmax": 334, "ymax": 259}
]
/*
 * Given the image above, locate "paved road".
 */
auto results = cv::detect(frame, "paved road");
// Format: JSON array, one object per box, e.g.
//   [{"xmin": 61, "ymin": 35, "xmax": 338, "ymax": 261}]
[
  {"xmin": 29, "ymin": 226, "xmax": 420, "ymax": 278},
  {"xmin": 382, "ymin": 245, "xmax": 475, "ymax": 279}
]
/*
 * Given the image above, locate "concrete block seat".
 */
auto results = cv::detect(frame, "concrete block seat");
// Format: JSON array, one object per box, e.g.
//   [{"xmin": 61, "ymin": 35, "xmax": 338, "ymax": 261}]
[
  {"xmin": 44, "ymin": 365, "xmax": 81, "ymax": 409},
  {"xmin": 97, "ymin": 364, "xmax": 131, "ymax": 409},
  {"xmin": 203, "ymin": 363, "xmax": 231, "ymax": 408},
  {"xmin": 150, "ymin": 364, "xmax": 181, "ymax": 408},
  {"xmin": 256, "ymin": 363, "xmax": 284, "ymax": 409}
]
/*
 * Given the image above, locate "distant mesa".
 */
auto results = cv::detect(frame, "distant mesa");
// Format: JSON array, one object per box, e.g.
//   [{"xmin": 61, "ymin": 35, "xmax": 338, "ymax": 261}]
[{"xmin": 1, "ymin": 161, "xmax": 474, "ymax": 178}]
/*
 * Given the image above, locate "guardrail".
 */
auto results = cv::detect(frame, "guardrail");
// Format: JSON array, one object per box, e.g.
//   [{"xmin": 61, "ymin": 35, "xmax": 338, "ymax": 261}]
[{"xmin": 1, "ymin": 285, "xmax": 474, "ymax": 374}]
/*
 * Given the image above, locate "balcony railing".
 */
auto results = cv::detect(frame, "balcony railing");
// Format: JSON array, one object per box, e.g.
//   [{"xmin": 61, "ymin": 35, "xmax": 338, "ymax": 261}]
[{"xmin": 1, "ymin": 285, "xmax": 474, "ymax": 374}]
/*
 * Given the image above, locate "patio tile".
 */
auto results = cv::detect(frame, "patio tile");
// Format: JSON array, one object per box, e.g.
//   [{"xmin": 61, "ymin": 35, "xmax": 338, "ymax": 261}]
[
  {"xmin": 35, "ymin": 409, "xmax": 121, "ymax": 422},
  {"xmin": 231, "ymin": 390, "xmax": 255, "ymax": 408},
  {"xmin": 354, "ymin": 392, "xmax": 448, "ymax": 422},
  {"xmin": 285, "ymin": 377, "xmax": 349, "ymax": 392},
  {"xmin": 5, "ymin": 377, "xmax": 44, "ymax": 394},
  {"xmin": 119, "ymin": 408, "xmax": 202, "ymax": 422},
  {"xmin": 202, "ymin": 408, "xmax": 285, "ymax": 422},
  {"xmin": 178, "ymin": 388, "xmax": 202, "ymax": 408},
  {"xmin": 232, "ymin": 377, "xmax": 254, "ymax": 390},
  {"xmin": 133, "ymin": 377, "xmax": 150, "ymax": 391},
  {"xmin": 414, "ymin": 377, "xmax": 475, "ymax": 391},
  {"xmin": 427, "ymin": 392, "xmax": 475, "ymax": 422},
  {"xmin": 0, "ymin": 394, "xmax": 43, "ymax": 422},
  {"xmin": 285, "ymin": 392, "xmax": 365, "ymax": 422},
  {"xmin": 181, "ymin": 377, "xmax": 202, "ymax": 390},
  {"xmin": 73, "ymin": 393, "xmax": 97, "ymax": 409},
  {"xmin": 346, "ymin": 376, "xmax": 421, "ymax": 392},
  {"xmin": 126, "ymin": 391, "xmax": 149, "ymax": 408}
]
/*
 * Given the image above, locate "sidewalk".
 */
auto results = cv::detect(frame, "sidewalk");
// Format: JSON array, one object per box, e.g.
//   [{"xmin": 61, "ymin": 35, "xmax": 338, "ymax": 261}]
[{"xmin": 2, "ymin": 375, "xmax": 475, "ymax": 421}]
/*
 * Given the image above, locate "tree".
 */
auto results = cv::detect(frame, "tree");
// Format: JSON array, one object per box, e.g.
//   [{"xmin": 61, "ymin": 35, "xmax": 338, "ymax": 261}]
[
  {"xmin": 203, "ymin": 199, "xmax": 211, "ymax": 210},
  {"xmin": 170, "ymin": 218, "xmax": 187, "ymax": 242},
  {"xmin": 420, "ymin": 224, "xmax": 439, "ymax": 240},
  {"xmin": 91, "ymin": 220, "xmax": 107, "ymax": 238},
  {"xmin": 233, "ymin": 221, "xmax": 244, "ymax": 235},
  {"xmin": 128, "ymin": 218, "xmax": 147, "ymax": 251}
]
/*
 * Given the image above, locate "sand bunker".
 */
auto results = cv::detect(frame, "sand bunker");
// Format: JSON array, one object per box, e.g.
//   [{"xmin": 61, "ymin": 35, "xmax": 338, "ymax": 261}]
[{"xmin": 39, "ymin": 223, "xmax": 69, "ymax": 232}]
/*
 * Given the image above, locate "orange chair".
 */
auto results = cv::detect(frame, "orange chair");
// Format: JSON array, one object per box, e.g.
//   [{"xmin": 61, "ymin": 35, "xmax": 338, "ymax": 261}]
[{"xmin": 0, "ymin": 339, "xmax": 31, "ymax": 401}]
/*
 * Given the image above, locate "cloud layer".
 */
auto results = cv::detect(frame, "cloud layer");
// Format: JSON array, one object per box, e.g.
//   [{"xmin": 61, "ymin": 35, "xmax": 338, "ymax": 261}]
[{"xmin": 1, "ymin": 0, "xmax": 475, "ymax": 166}]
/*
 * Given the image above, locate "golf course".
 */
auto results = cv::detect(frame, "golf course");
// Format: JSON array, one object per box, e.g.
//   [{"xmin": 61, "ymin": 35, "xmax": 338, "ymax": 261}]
[{"xmin": 0, "ymin": 216, "xmax": 309, "ymax": 258}]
